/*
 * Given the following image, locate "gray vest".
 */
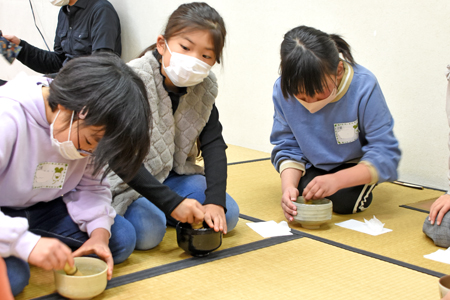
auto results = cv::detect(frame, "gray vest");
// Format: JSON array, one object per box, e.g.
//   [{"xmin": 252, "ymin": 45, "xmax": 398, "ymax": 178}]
[{"xmin": 108, "ymin": 52, "xmax": 217, "ymax": 215}]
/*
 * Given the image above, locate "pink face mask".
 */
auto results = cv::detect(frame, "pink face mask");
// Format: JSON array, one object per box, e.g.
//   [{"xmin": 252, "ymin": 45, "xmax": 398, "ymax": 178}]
[{"xmin": 294, "ymin": 86, "xmax": 337, "ymax": 114}]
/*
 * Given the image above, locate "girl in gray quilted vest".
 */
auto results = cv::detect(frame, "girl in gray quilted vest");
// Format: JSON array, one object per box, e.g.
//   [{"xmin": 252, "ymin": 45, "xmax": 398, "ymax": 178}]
[{"xmin": 108, "ymin": 2, "xmax": 240, "ymax": 250}]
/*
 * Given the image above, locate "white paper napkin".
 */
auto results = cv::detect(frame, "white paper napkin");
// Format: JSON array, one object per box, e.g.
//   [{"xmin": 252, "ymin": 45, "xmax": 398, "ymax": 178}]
[
  {"xmin": 335, "ymin": 216, "xmax": 392, "ymax": 236},
  {"xmin": 246, "ymin": 221, "xmax": 293, "ymax": 238},
  {"xmin": 424, "ymin": 248, "xmax": 450, "ymax": 264}
]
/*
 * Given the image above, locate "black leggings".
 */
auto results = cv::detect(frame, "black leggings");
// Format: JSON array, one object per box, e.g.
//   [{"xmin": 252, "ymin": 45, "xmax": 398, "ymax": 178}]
[{"xmin": 298, "ymin": 164, "xmax": 376, "ymax": 214}]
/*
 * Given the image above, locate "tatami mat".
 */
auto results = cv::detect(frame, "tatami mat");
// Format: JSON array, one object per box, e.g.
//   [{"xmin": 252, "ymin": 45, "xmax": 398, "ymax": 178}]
[
  {"xmin": 17, "ymin": 220, "xmax": 264, "ymax": 300},
  {"xmin": 226, "ymin": 144, "xmax": 270, "ymax": 164},
  {"xmin": 401, "ymin": 198, "xmax": 440, "ymax": 213},
  {"xmin": 14, "ymin": 145, "xmax": 450, "ymax": 299},
  {"xmin": 91, "ymin": 238, "xmax": 440, "ymax": 300},
  {"xmin": 227, "ymin": 159, "xmax": 449, "ymax": 275}
]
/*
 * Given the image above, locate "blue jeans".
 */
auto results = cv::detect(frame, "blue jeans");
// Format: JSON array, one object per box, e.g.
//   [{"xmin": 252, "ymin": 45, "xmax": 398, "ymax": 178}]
[
  {"xmin": 124, "ymin": 172, "xmax": 240, "ymax": 250},
  {"xmin": 2, "ymin": 198, "xmax": 136, "ymax": 296}
]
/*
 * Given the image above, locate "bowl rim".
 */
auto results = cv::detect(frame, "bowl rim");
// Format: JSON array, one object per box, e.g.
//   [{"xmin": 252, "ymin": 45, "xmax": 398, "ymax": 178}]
[
  {"xmin": 176, "ymin": 222, "xmax": 223, "ymax": 236},
  {"xmin": 54, "ymin": 257, "xmax": 107, "ymax": 278},
  {"xmin": 295, "ymin": 196, "xmax": 332, "ymax": 205}
]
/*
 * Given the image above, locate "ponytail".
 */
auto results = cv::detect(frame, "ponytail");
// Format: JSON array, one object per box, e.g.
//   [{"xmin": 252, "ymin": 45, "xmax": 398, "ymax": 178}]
[
  {"xmin": 280, "ymin": 25, "xmax": 356, "ymax": 99},
  {"xmin": 329, "ymin": 34, "xmax": 355, "ymax": 65},
  {"xmin": 137, "ymin": 44, "xmax": 157, "ymax": 59},
  {"xmin": 137, "ymin": 3, "xmax": 226, "ymax": 63}
]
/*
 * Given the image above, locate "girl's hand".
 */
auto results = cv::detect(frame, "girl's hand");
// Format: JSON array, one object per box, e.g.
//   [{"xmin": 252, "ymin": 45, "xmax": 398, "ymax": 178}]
[
  {"xmin": 72, "ymin": 228, "xmax": 113, "ymax": 280},
  {"xmin": 429, "ymin": 194, "xmax": 450, "ymax": 225},
  {"xmin": 441, "ymin": 290, "xmax": 450, "ymax": 300},
  {"xmin": 281, "ymin": 186, "xmax": 299, "ymax": 222},
  {"xmin": 28, "ymin": 237, "xmax": 73, "ymax": 271},
  {"xmin": 303, "ymin": 174, "xmax": 340, "ymax": 200},
  {"xmin": 280, "ymin": 168, "xmax": 302, "ymax": 222},
  {"xmin": 203, "ymin": 204, "xmax": 226, "ymax": 234},
  {"xmin": 170, "ymin": 198, "xmax": 205, "ymax": 225},
  {"xmin": 2, "ymin": 34, "xmax": 20, "ymax": 45}
]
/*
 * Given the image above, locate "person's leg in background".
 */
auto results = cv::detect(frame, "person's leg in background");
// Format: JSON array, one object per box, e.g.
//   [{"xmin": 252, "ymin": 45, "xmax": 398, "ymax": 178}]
[
  {"xmin": 0, "ymin": 79, "xmax": 7, "ymax": 86},
  {"xmin": 38, "ymin": 199, "xmax": 136, "ymax": 263},
  {"xmin": 163, "ymin": 172, "xmax": 240, "ymax": 231},
  {"xmin": 25, "ymin": 198, "xmax": 136, "ymax": 264},
  {"xmin": 3, "ymin": 256, "xmax": 28, "ymax": 297},
  {"xmin": 298, "ymin": 164, "xmax": 376, "ymax": 214},
  {"xmin": 124, "ymin": 197, "xmax": 167, "ymax": 250},
  {"xmin": 423, "ymin": 212, "xmax": 450, "ymax": 248},
  {"xmin": 123, "ymin": 172, "xmax": 240, "ymax": 250}
]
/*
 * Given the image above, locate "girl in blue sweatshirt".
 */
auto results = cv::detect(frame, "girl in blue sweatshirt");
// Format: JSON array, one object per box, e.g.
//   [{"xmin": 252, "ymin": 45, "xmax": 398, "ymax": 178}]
[{"xmin": 271, "ymin": 25, "xmax": 401, "ymax": 220}]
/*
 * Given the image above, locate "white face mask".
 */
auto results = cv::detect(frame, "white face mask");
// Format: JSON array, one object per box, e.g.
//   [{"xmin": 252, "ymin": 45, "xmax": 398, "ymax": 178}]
[
  {"xmin": 49, "ymin": 0, "xmax": 69, "ymax": 6},
  {"xmin": 162, "ymin": 41, "xmax": 212, "ymax": 87},
  {"xmin": 50, "ymin": 111, "xmax": 86, "ymax": 160},
  {"xmin": 295, "ymin": 86, "xmax": 337, "ymax": 114}
]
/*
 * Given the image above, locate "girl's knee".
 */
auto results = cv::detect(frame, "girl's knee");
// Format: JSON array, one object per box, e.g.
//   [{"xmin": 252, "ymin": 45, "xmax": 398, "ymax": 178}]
[
  {"xmin": 5, "ymin": 257, "xmax": 30, "ymax": 296},
  {"xmin": 332, "ymin": 187, "xmax": 373, "ymax": 214},
  {"xmin": 110, "ymin": 216, "xmax": 137, "ymax": 264},
  {"xmin": 164, "ymin": 174, "xmax": 207, "ymax": 203},
  {"xmin": 134, "ymin": 216, "xmax": 166, "ymax": 250},
  {"xmin": 125, "ymin": 198, "xmax": 167, "ymax": 250},
  {"xmin": 423, "ymin": 213, "xmax": 450, "ymax": 248},
  {"xmin": 333, "ymin": 199, "xmax": 372, "ymax": 214}
]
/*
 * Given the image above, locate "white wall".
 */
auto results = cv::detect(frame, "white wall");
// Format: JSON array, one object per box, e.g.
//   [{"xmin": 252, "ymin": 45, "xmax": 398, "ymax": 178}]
[{"xmin": 1, "ymin": 0, "xmax": 450, "ymax": 190}]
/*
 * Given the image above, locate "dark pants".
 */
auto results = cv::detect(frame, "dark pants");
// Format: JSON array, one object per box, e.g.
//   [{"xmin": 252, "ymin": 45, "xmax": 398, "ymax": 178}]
[
  {"xmin": 0, "ymin": 79, "xmax": 6, "ymax": 86},
  {"xmin": 299, "ymin": 164, "xmax": 376, "ymax": 214},
  {"xmin": 2, "ymin": 198, "xmax": 136, "ymax": 296}
]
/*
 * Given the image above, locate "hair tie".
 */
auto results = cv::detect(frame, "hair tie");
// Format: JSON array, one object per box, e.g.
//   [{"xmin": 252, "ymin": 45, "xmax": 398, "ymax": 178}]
[{"xmin": 78, "ymin": 106, "xmax": 88, "ymax": 120}]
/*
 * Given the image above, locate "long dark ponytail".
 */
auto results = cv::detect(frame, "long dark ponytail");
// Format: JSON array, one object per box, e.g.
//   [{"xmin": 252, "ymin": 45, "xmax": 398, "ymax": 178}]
[{"xmin": 138, "ymin": 2, "xmax": 226, "ymax": 64}]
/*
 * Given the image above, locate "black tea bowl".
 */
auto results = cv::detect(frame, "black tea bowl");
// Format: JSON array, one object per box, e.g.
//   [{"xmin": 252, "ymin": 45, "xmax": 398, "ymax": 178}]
[{"xmin": 176, "ymin": 222, "xmax": 223, "ymax": 257}]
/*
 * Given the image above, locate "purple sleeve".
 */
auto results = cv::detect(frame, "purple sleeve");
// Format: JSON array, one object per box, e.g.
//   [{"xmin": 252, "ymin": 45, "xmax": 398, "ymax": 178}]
[{"xmin": 63, "ymin": 160, "xmax": 116, "ymax": 236}]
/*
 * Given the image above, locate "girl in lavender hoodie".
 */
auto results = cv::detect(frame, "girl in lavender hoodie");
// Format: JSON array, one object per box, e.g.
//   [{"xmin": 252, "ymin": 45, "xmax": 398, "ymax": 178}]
[{"xmin": 0, "ymin": 53, "xmax": 151, "ymax": 296}]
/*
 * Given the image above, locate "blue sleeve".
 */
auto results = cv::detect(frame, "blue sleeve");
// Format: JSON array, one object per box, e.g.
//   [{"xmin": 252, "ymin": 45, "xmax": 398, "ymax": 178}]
[
  {"xmin": 270, "ymin": 79, "xmax": 307, "ymax": 172},
  {"xmin": 359, "ymin": 79, "xmax": 401, "ymax": 182}
]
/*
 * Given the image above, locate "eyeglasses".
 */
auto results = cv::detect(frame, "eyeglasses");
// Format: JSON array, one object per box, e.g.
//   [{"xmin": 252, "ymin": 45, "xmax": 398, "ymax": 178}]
[{"xmin": 77, "ymin": 119, "xmax": 94, "ymax": 156}]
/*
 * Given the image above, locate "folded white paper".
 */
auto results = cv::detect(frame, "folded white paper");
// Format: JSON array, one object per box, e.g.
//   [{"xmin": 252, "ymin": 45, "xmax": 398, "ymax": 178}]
[
  {"xmin": 246, "ymin": 221, "xmax": 293, "ymax": 238},
  {"xmin": 424, "ymin": 248, "xmax": 450, "ymax": 264},
  {"xmin": 335, "ymin": 216, "xmax": 392, "ymax": 236},
  {"xmin": 364, "ymin": 215, "xmax": 386, "ymax": 234}
]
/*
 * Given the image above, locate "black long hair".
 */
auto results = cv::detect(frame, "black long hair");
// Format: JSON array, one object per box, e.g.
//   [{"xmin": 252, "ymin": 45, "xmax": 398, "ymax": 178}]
[
  {"xmin": 279, "ymin": 25, "xmax": 355, "ymax": 99},
  {"xmin": 138, "ymin": 2, "xmax": 226, "ymax": 64},
  {"xmin": 47, "ymin": 53, "xmax": 151, "ymax": 182}
]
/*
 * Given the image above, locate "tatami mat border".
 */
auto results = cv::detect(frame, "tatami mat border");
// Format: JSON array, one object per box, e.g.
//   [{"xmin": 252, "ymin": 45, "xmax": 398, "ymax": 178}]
[
  {"xmin": 24, "ymin": 158, "xmax": 449, "ymax": 299},
  {"xmin": 30, "ymin": 209, "xmax": 445, "ymax": 300},
  {"xmin": 32, "ymin": 229, "xmax": 302, "ymax": 300},
  {"xmin": 399, "ymin": 205, "xmax": 430, "ymax": 214},
  {"xmin": 406, "ymin": 184, "xmax": 445, "ymax": 193},
  {"xmin": 398, "ymin": 183, "xmax": 444, "ymax": 214},
  {"xmin": 239, "ymin": 214, "xmax": 446, "ymax": 278},
  {"xmin": 227, "ymin": 157, "xmax": 270, "ymax": 166}
]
